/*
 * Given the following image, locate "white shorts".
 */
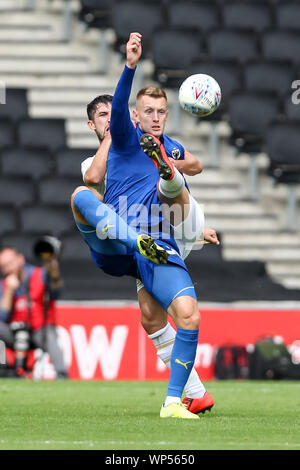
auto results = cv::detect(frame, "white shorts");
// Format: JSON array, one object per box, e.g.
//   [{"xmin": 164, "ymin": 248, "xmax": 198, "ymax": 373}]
[{"xmin": 136, "ymin": 193, "xmax": 205, "ymax": 292}]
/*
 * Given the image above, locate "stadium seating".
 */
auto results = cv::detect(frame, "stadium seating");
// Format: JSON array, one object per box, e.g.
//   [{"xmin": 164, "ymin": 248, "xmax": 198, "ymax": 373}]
[
  {"xmin": 228, "ymin": 91, "xmax": 281, "ymax": 197},
  {"xmin": 0, "ymin": 147, "xmax": 55, "ymax": 180},
  {"xmin": 55, "ymin": 147, "xmax": 97, "ymax": 177},
  {"xmin": 243, "ymin": 60, "xmax": 296, "ymax": 98},
  {"xmin": 38, "ymin": 176, "xmax": 82, "ymax": 206},
  {"xmin": 111, "ymin": 0, "xmax": 165, "ymax": 57},
  {"xmin": 168, "ymin": 1, "xmax": 220, "ymax": 33},
  {"xmin": 19, "ymin": 206, "xmax": 74, "ymax": 237},
  {"xmin": 60, "ymin": 231, "xmax": 91, "ymax": 261},
  {"xmin": 151, "ymin": 28, "xmax": 202, "ymax": 88},
  {"xmin": 0, "ymin": 177, "xmax": 36, "ymax": 207},
  {"xmin": 0, "ymin": 88, "xmax": 28, "ymax": 122},
  {"xmin": 206, "ymin": 29, "xmax": 259, "ymax": 64},
  {"xmin": 266, "ymin": 121, "xmax": 300, "ymax": 231},
  {"xmin": 274, "ymin": 1, "xmax": 300, "ymax": 31},
  {"xmin": 267, "ymin": 121, "xmax": 300, "ymax": 185},
  {"xmin": 0, "ymin": 119, "xmax": 15, "ymax": 149},
  {"xmin": 261, "ymin": 30, "xmax": 300, "ymax": 65},
  {"xmin": 16, "ymin": 118, "xmax": 66, "ymax": 153},
  {"xmin": 78, "ymin": 0, "xmax": 115, "ymax": 30},
  {"xmin": 0, "ymin": 207, "xmax": 17, "ymax": 236},
  {"xmin": 283, "ymin": 93, "xmax": 300, "ymax": 120},
  {"xmin": 0, "ymin": 0, "xmax": 299, "ymax": 303},
  {"xmin": 221, "ymin": 1, "xmax": 274, "ymax": 32}
]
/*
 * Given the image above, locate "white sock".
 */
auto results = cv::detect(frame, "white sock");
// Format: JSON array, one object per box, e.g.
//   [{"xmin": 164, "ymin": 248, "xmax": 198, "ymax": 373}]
[
  {"xmin": 164, "ymin": 396, "xmax": 181, "ymax": 407},
  {"xmin": 148, "ymin": 322, "xmax": 206, "ymax": 398},
  {"xmin": 158, "ymin": 166, "xmax": 185, "ymax": 198}
]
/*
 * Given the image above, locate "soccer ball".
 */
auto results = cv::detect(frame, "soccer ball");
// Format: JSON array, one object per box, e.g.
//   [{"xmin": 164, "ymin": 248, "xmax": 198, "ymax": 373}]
[{"xmin": 178, "ymin": 74, "xmax": 221, "ymax": 117}]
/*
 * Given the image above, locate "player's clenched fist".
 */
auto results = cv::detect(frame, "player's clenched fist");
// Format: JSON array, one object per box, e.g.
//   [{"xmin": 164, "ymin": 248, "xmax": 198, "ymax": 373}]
[{"xmin": 126, "ymin": 32, "xmax": 142, "ymax": 69}]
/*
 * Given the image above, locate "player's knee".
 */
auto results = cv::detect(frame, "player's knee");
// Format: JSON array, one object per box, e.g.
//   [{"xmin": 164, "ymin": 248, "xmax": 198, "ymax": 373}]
[
  {"xmin": 71, "ymin": 186, "xmax": 88, "ymax": 205},
  {"xmin": 169, "ymin": 296, "xmax": 200, "ymax": 330}
]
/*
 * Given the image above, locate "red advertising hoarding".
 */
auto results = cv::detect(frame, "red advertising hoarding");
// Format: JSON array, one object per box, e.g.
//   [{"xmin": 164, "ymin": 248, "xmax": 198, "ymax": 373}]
[{"xmin": 34, "ymin": 304, "xmax": 300, "ymax": 381}]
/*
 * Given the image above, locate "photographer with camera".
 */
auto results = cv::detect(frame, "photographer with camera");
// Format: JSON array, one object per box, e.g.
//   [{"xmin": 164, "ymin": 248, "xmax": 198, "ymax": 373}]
[{"xmin": 0, "ymin": 239, "xmax": 68, "ymax": 379}]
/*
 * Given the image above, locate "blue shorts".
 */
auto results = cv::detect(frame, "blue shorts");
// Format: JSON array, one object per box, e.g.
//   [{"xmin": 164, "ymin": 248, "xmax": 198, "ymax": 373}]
[{"xmin": 76, "ymin": 222, "xmax": 197, "ymax": 310}]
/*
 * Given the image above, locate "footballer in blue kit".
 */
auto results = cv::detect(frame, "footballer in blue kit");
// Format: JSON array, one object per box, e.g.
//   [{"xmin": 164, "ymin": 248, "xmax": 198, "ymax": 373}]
[{"xmin": 71, "ymin": 32, "xmax": 217, "ymax": 418}]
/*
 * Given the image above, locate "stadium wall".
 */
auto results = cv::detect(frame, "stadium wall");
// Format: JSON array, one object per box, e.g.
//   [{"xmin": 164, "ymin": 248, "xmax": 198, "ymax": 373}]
[{"xmin": 32, "ymin": 303, "xmax": 300, "ymax": 381}]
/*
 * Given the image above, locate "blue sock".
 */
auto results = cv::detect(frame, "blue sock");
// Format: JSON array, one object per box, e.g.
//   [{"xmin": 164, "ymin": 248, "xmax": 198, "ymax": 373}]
[
  {"xmin": 73, "ymin": 190, "xmax": 139, "ymax": 252},
  {"xmin": 167, "ymin": 328, "xmax": 199, "ymax": 398}
]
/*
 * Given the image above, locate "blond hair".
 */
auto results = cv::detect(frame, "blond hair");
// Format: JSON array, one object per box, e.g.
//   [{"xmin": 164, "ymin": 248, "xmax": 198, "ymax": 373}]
[{"xmin": 136, "ymin": 86, "xmax": 167, "ymax": 102}]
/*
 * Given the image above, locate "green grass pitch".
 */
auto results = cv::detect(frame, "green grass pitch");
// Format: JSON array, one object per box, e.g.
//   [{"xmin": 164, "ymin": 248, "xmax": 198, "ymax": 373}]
[{"xmin": 0, "ymin": 379, "xmax": 299, "ymax": 450}]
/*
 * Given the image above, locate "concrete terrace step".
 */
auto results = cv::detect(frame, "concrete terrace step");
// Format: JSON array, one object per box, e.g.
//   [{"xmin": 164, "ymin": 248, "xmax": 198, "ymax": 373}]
[
  {"xmin": 203, "ymin": 201, "xmax": 277, "ymax": 216},
  {"xmin": 267, "ymin": 261, "xmax": 300, "ymax": 276},
  {"xmin": 205, "ymin": 214, "xmax": 279, "ymax": 232},
  {"xmin": 1, "ymin": 74, "xmax": 113, "ymax": 89},
  {"xmin": 223, "ymin": 246, "xmax": 300, "ymax": 262},
  {"xmin": 0, "ymin": 0, "xmax": 35, "ymax": 11},
  {"xmin": 223, "ymin": 232, "xmax": 300, "ymax": 246},
  {"xmin": 0, "ymin": 56, "xmax": 91, "ymax": 74}
]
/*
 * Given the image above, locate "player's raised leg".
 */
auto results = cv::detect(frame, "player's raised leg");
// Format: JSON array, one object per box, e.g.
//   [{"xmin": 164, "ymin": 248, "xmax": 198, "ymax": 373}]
[
  {"xmin": 140, "ymin": 133, "xmax": 191, "ymax": 227},
  {"xmin": 71, "ymin": 186, "xmax": 168, "ymax": 264}
]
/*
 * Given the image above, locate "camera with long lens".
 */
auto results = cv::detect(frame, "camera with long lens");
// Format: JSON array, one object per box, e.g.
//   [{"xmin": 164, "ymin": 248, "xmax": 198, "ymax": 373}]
[
  {"xmin": 10, "ymin": 321, "xmax": 31, "ymax": 374},
  {"xmin": 33, "ymin": 236, "xmax": 62, "ymax": 261}
]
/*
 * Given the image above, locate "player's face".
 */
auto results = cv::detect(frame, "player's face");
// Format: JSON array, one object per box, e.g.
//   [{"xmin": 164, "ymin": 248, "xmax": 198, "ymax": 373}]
[
  {"xmin": 88, "ymin": 102, "xmax": 112, "ymax": 141},
  {"xmin": 0, "ymin": 249, "xmax": 24, "ymax": 277},
  {"xmin": 134, "ymin": 96, "xmax": 168, "ymax": 138}
]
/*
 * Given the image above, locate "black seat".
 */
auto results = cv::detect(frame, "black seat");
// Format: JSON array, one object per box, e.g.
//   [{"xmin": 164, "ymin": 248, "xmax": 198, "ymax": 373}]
[
  {"xmin": 168, "ymin": 1, "xmax": 220, "ymax": 33},
  {"xmin": 78, "ymin": 0, "xmax": 115, "ymax": 29},
  {"xmin": 0, "ymin": 206, "xmax": 17, "ymax": 236},
  {"xmin": 274, "ymin": 2, "xmax": 300, "ymax": 31},
  {"xmin": 112, "ymin": 0, "xmax": 164, "ymax": 57},
  {"xmin": 207, "ymin": 29, "xmax": 259, "ymax": 64},
  {"xmin": 283, "ymin": 93, "xmax": 300, "ymax": 121},
  {"xmin": 222, "ymin": 1, "xmax": 273, "ymax": 32},
  {"xmin": 38, "ymin": 176, "xmax": 82, "ymax": 206},
  {"xmin": 1, "ymin": 147, "xmax": 55, "ymax": 179},
  {"xmin": 151, "ymin": 28, "xmax": 202, "ymax": 88},
  {"xmin": 267, "ymin": 121, "xmax": 300, "ymax": 184},
  {"xmin": 228, "ymin": 91, "xmax": 281, "ymax": 154},
  {"xmin": 244, "ymin": 60, "xmax": 295, "ymax": 98},
  {"xmin": 262, "ymin": 30, "xmax": 300, "ymax": 65},
  {"xmin": 60, "ymin": 231, "xmax": 91, "ymax": 261},
  {"xmin": 17, "ymin": 118, "xmax": 66, "ymax": 153},
  {"xmin": 228, "ymin": 91, "xmax": 281, "ymax": 198},
  {"xmin": 20, "ymin": 206, "xmax": 74, "ymax": 237},
  {"xmin": 0, "ymin": 119, "xmax": 14, "ymax": 149},
  {"xmin": 266, "ymin": 121, "xmax": 300, "ymax": 230},
  {"xmin": 0, "ymin": 88, "xmax": 28, "ymax": 122},
  {"xmin": 0, "ymin": 177, "xmax": 36, "ymax": 207},
  {"xmin": 55, "ymin": 147, "xmax": 97, "ymax": 177}
]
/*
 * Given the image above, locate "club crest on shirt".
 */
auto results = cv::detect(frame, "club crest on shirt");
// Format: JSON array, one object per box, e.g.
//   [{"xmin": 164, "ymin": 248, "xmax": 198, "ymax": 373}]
[{"xmin": 171, "ymin": 148, "xmax": 181, "ymax": 159}]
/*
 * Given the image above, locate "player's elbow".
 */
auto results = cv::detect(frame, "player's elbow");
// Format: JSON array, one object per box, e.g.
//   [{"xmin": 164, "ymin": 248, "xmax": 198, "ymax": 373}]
[
  {"xmin": 84, "ymin": 171, "xmax": 102, "ymax": 186},
  {"xmin": 188, "ymin": 161, "xmax": 203, "ymax": 176}
]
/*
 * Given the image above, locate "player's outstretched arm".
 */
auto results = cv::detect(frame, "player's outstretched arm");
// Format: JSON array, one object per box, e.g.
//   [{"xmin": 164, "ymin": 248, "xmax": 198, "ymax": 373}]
[
  {"xmin": 110, "ymin": 32, "xmax": 143, "ymax": 150},
  {"xmin": 172, "ymin": 150, "xmax": 203, "ymax": 176}
]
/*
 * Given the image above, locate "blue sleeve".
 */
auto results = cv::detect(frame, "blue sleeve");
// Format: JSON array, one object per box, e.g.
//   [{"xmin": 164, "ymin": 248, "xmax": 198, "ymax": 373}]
[
  {"xmin": 110, "ymin": 65, "xmax": 139, "ymax": 151},
  {"xmin": 0, "ymin": 282, "xmax": 10, "ymax": 322}
]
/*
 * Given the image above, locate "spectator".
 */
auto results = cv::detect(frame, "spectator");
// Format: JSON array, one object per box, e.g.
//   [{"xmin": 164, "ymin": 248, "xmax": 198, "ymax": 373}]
[{"xmin": 0, "ymin": 243, "xmax": 68, "ymax": 379}]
